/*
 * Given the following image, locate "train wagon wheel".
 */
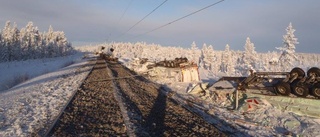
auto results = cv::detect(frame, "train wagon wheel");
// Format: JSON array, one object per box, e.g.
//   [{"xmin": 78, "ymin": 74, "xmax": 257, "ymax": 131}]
[
  {"xmin": 290, "ymin": 67, "xmax": 305, "ymax": 79},
  {"xmin": 311, "ymin": 83, "xmax": 320, "ymax": 98},
  {"xmin": 291, "ymin": 81, "xmax": 309, "ymax": 97},
  {"xmin": 171, "ymin": 62, "xmax": 175, "ymax": 67},
  {"xmin": 307, "ymin": 67, "xmax": 320, "ymax": 77},
  {"xmin": 275, "ymin": 82, "xmax": 291, "ymax": 96},
  {"xmin": 163, "ymin": 62, "xmax": 167, "ymax": 67},
  {"xmin": 169, "ymin": 61, "xmax": 172, "ymax": 67}
]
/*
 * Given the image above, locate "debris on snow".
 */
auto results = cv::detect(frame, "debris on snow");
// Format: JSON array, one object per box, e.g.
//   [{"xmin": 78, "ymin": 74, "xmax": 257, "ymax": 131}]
[
  {"xmin": 245, "ymin": 93, "xmax": 320, "ymax": 118},
  {"xmin": 183, "ymin": 80, "xmax": 320, "ymax": 136},
  {"xmin": 238, "ymin": 97, "xmax": 272, "ymax": 113},
  {"xmin": 123, "ymin": 58, "xmax": 200, "ymax": 83}
]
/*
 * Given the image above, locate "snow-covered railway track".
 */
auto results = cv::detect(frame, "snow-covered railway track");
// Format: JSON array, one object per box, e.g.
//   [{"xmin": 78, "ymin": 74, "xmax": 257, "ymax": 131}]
[
  {"xmin": 46, "ymin": 59, "xmax": 127, "ymax": 136},
  {"xmin": 46, "ymin": 58, "xmax": 229, "ymax": 136},
  {"xmin": 106, "ymin": 60, "xmax": 227, "ymax": 136}
]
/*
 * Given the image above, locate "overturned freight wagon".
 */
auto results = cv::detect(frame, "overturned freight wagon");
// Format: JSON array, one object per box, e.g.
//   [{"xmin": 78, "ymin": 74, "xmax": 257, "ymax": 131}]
[
  {"xmin": 217, "ymin": 67, "xmax": 320, "ymax": 99},
  {"xmin": 132, "ymin": 58, "xmax": 200, "ymax": 83}
]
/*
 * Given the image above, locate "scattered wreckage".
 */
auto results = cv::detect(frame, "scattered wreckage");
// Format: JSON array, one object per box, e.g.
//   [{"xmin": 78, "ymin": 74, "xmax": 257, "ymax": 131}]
[
  {"xmin": 217, "ymin": 67, "xmax": 320, "ymax": 98},
  {"xmin": 129, "ymin": 57, "xmax": 200, "ymax": 83},
  {"xmin": 96, "ymin": 46, "xmax": 118, "ymax": 61},
  {"xmin": 132, "ymin": 55, "xmax": 320, "ymax": 99},
  {"xmin": 186, "ymin": 67, "xmax": 320, "ymax": 118}
]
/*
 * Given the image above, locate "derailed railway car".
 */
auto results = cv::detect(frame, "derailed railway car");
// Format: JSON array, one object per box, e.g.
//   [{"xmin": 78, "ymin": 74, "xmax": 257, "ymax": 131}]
[{"xmin": 219, "ymin": 67, "xmax": 320, "ymax": 99}]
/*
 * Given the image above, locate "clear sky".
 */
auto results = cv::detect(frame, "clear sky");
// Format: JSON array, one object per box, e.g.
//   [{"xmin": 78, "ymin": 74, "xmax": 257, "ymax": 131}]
[{"xmin": 0, "ymin": 0, "xmax": 319, "ymax": 53}]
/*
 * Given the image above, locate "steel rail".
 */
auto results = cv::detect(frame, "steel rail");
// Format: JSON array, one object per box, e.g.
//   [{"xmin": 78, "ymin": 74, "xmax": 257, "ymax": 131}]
[{"xmin": 43, "ymin": 59, "xmax": 97, "ymax": 137}]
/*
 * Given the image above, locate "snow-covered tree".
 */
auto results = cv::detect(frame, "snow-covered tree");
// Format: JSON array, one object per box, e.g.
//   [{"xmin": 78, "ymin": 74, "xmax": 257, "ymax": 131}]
[
  {"xmin": 0, "ymin": 21, "xmax": 73, "ymax": 62},
  {"xmin": 201, "ymin": 44, "xmax": 215, "ymax": 70},
  {"xmin": 19, "ymin": 22, "xmax": 40, "ymax": 59},
  {"xmin": 26, "ymin": 22, "xmax": 40, "ymax": 59},
  {"xmin": 45, "ymin": 25, "xmax": 57, "ymax": 57},
  {"xmin": 133, "ymin": 42, "xmax": 144, "ymax": 58},
  {"xmin": 199, "ymin": 43, "xmax": 207, "ymax": 68},
  {"xmin": 277, "ymin": 22, "xmax": 299, "ymax": 71},
  {"xmin": 266, "ymin": 51, "xmax": 280, "ymax": 72},
  {"xmin": 220, "ymin": 44, "xmax": 234, "ymax": 74},
  {"xmin": 91, "ymin": 41, "xmax": 320, "ymax": 78},
  {"xmin": 0, "ymin": 21, "xmax": 21, "ymax": 61},
  {"xmin": 1, "ymin": 21, "xmax": 12, "ymax": 61},
  {"xmin": 55, "ymin": 31, "xmax": 72, "ymax": 56},
  {"xmin": 43, "ymin": 25, "xmax": 73, "ymax": 58},
  {"xmin": 240, "ymin": 37, "xmax": 258, "ymax": 75},
  {"xmin": 10, "ymin": 23, "xmax": 21, "ymax": 61},
  {"xmin": 0, "ymin": 30, "xmax": 2, "ymax": 60},
  {"xmin": 38, "ymin": 32, "xmax": 46, "ymax": 58},
  {"xmin": 189, "ymin": 41, "xmax": 200, "ymax": 64}
]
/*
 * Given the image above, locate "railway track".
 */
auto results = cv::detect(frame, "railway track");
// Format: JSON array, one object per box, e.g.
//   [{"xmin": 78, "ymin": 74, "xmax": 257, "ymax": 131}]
[
  {"xmin": 46, "ymin": 58, "xmax": 229, "ymax": 136},
  {"xmin": 47, "ymin": 59, "xmax": 127, "ymax": 136}
]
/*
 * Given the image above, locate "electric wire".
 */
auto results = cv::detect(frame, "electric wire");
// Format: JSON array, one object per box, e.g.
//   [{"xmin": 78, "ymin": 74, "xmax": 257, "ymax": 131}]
[
  {"xmin": 134, "ymin": 0, "xmax": 225, "ymax": 39},
  {"xmin": 106, "ymin": 0, "xmax": 134, "ymax": 42},
  {"xmin": 119, "ymin": 0, "xmax": 134, "ymax": 22},
  {"xmin": 116, "ymin": 0, "xmax": 169, "ymax": 39}
]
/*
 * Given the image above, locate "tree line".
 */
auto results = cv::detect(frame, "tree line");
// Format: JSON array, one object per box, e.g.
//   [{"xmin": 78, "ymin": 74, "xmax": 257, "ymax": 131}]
[
  {"xmin": 93, "ymin": 23, "xmax": 319, "ymax": 77},
  {"xmin": 0, "ymin": 21, "xmax": 74, "ymax": 62}
]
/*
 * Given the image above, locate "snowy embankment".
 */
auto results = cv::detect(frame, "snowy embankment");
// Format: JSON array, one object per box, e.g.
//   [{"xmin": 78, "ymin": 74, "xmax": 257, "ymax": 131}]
[
  {"xmin": 1, "ymin": 51, "xmax": 320, "ymax": 136},
  {"xmin": 0, "ymin": 53, "xmax": 95, "ymax": 136},
  {"xmin": 0, "ymin": 53, "xmax": 85, "ymax": 92},
  {"xmin": 165, "ymin": 75, "xmax": 320, "ymax": 136},
  {"xmin": 120, "ymin": 58, "xmax": 320, "ymax": 137}
]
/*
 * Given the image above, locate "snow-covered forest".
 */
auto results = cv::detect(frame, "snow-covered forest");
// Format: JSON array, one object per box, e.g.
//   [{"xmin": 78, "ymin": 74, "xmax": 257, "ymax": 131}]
[
  {"xmin": 0, "ymin": 21, "xmax": 74, "ymax": 62},
  {"xmin": 81, "ymin": 23, "xmax": 320, "ymax": 77}
]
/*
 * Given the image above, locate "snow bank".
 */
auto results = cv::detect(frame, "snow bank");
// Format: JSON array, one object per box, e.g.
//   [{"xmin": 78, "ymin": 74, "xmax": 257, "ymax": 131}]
[
  {"xmin": 0, "ymin": 52, "xmax": 84, "ymax": 92},
  {"xmin": 0, "ymin": 54, "xmax": 94, "ymax": 136}
]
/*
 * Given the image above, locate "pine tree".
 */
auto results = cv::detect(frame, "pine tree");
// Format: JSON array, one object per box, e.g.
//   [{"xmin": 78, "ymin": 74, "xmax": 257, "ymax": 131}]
[
  {"xmin": 1, "ymin": 21, "xmax": 13, "ymax": 61},
  {"xmin": 133, "ymin": 42, "xmax": 143, "ymax": 58},
  {"xmin": 10, "ymin": 22, "xmax": 21, "ymax": 61},
  {"xmin": 202, "ymin": 44, "xmax": 215, "ymax": 70},
  {"xmin": 0, "ymin": 28, "xmax": 3, "ymax": 62},
  {"xmin": 19, "ymin": 27, "xmax": 27, "ymax": 59},
  {"xmin": 55, "ymin": 31, "xmax": 70, "ymax": 56},
  {"xmin": 220, "ymin": 44, "xmax": 230, "ymax": 73},
  {"xmin": 241, "ymin": 37, "xmax": 258, "ymax": 75},
  {"xmin": 199, "ymin": 43, "xmax": 207, "ymax": 68},
  {"xmin": 38, "ymin": 32, "xmax": 46, "ymax": 58},
  {"xmin": 19, "ymin": 21, "xmax": 40, "ymax": 59},
  {"xmin": 277, "ymin": 22, "xmax": 299, "ymax": 71},
  {"xmin": 0, "ymin": 21, "xmax": 73, "ymax": 61},
  {"xmin": 208, "ymin": 45, "xmax": 219, "ymax": 73},
  {"xmin": 267, "ymin": 51, "xmax": 281, "ymax": 72},
  {"xmin": 189, "ymin": 41, "xmax": 199, "ymax": 64},
  {"xmin": 45, "ymin": 25, "xmax": 57, "ymax": 57},
  {"xmin": 26, "ymin": 22, "xmax": 38, "ymax": 59}
]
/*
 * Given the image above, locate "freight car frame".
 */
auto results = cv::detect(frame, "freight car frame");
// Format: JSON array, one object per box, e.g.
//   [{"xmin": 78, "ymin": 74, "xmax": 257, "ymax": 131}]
[{"xmin": 218, "ymin": 67, "xmax": 320, "ymax": 98}]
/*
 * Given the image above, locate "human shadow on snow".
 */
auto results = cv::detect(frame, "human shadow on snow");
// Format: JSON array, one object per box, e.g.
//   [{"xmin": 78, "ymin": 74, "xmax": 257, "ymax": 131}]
[{"xmin": 112, "ymin": 62, "xmax": 251, "ymax": 137}]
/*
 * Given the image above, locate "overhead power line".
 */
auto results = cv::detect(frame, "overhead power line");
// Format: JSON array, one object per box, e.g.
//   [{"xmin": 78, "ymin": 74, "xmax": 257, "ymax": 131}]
[
  {"xmin": 119, "ymin": 0, "xmax": 134, "ymax": 22},
  {"xmin": 106, "ymin": 0, "xmax": 134, "ymax": 42},
  {"xmin": 117, "ymin": 0, "xmax": 169, "ymax": 39},
  {"xmin": 135, "ymin": 0, "xmax": 225, "ymax": 38}
]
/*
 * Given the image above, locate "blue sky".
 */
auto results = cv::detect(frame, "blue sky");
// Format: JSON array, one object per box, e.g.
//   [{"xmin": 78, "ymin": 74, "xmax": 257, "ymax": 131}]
[{"xmin": 0, "ymin": 0, "xmax": 319, "ymax": 53}]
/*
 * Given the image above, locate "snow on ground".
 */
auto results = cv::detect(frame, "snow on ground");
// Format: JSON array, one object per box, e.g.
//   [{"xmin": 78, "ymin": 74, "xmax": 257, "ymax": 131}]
[
  {"xmin": 0, "ymin": 52, "xmax": 85, "ymax": 92},
  {"xmin": 120, "ymin": 58, "xmax": 320, "ymax": 136},
  {"xmin": 1, "ymin": 52, "xmax": 320, "ymax": 136},
  {"xmin": 167, "ymin": 82, "xmax": 320, "ymax": 136},
  {"xmin": 168, "ymin": 69, "xmax": 320, "ymax": 137},
  {"xmin": 0, "ymin": 53, "xmax": 95, "ymax": 136}
]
